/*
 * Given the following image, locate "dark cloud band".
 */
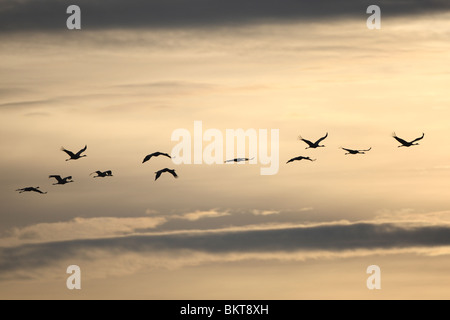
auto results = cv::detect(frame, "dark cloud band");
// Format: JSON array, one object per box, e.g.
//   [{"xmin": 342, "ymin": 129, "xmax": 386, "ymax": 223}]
[
  {"xmin": 1, "ymin": 222, "xmax": 450, "ymax": 274},
  {"xmin": 1, "ymin": 0, "xmax": 449, "ymax": 33}
]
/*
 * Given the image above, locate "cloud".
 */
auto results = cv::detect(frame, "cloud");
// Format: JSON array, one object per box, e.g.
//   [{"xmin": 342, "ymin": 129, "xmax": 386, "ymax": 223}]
[
  {"xmin": 113, "ymin": 81, "xmax": 216, "ymax": 90},
  {"xmin": 1, "ymin": 0, "xmax": 449, "ymax": 33},
  {"xmin": 2, "ymin": 210, "xmax": 450, "ymax": 280},
  {"xmin": 0, "ymin": 99, "xmax": 55, "ymax": 110},
  {"xmin": 374, "ymin": 210, "xmax": 450, "ymax": 226},
  {"xmin": 0, "ymin": 216, "xmax": 167, "ymax": 247},
  {"xmin": 110, "ymin": 81, "xmax": 219, "ymax": 98},
  {"xmin": 3, "ymin": 218, "xmax": 450, "ymax": 280},
  {"xmin": 6, "ymin": 246, "xmax": 450, "ymax": 282},
  {"xmin": 251, "ymin": 207, "xmax": 311, "ymax": 216},
  {"xmin": 0, "ymin": 87, "xmax": 32, "ymax": 98},
  {"xmin": 174, "ymin": 210, "xmax": 231, "ymax": 221},
  {"xmin": 23, "ymin": 111, "xmax": 51, "ymax": 117},
  {"xmin": 0, "ymin": 210, "xmax": 232, "ymax": 247},
  {"xmin": 252, "ymin": 209, "xmax": 280, "ymax": 216}
]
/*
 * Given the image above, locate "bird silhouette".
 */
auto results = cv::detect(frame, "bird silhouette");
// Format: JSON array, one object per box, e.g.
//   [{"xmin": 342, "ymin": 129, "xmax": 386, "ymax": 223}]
[
  {"xmin": 49, "ymin": 175, "xmax": 74, "ymax": 185},
  {"xmin": 61, "ymin": 145, "xmax": 87, "ymax": 161},
  {"xmin": 392, "ymin": 133, "xmax": 425, "ymax": 147},
  {"xmin": 298, "ymin": 133, "xmax": 328, "ymax": 149},
  {"xmin": 90, "ymin": 170, "xmax": 113, "ymax": 178},
  {"xmin": 16, "ymin": 187, "xmax": 47, "ymax": 194},
  {"xmin": 155, "ymin": 168, "xmax": 178, "ymax": 181},
  {"xmin": 142, "ymin": 152, "xmax": 172, "ymax": 163},
  {"xmin": 341, "ymin": 147, "xmax": 372, "ymax": 155},
  {"xmin": 286, "ymin": 156, "xmax": 317, "ymax": 164},
  {"xmin": 224, "ymin": 157, "xmax": 255, "ymax": 163}
]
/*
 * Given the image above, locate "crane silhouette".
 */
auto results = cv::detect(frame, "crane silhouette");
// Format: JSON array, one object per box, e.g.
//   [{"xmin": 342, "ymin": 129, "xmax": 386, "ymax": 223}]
[
  {"xmin": 286, "ymin": 156, "xmax": 316, "ymax": 164},
  {"xmin": 392, "ymin": 133, "xmax": 425, "ymax": 147},
  {"xmin": 224, "ymin": 157, "xmax": 255, "ymax": 163},
  {"xmin": 298, "ymin": 133, "xmax": 328, "ymax": 149},
  {"xmin": 341, "ymin": 147, "xmax": 372, "ymax": 155},
  {"xmin": 90, "ymin": 170, "xmax": 113, "ymax": 178},
  {"xmin": 16, "ymin": 187, "xmax": 47, "ymax": 194},
  {"xmin": 142, "ymin": 152, "xmax": 172, "ymax": 163},
  {"xmin": 155, "ymin": 168, "xmax": 178, "ymax": 181},
  {"xmin": 49, "ymin": 175, "xmax": 73, "ymax": 185},
  {"xmin": 61, "ymin": 145, "xmax": 87, "ymax": 161}
]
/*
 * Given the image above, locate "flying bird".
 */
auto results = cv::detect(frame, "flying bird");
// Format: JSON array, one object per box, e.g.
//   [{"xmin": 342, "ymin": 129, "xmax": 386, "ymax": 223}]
[
  {"xmin": 90, "ymin": 170, "xmax": 113, "ymax": 178},
  {"xmin": 16, "ymin": 187, "xmax": 47, "ymax": 194},
  {"xmin": 392, "ymin": 132, "xmax": 425, "ymax": 147},
  {"xmin": 49, "ymin": 175, "xmax": 74, "ymax": 185},
  {"xmin": 155, "ymin": 168, "xmax": 178, "ymax": 181},
  {"xmin": 142, "ymin": 152, "xmax": 172, "ymax": 163},
  {"xmin": 298, "ymin": 133, "xmax": 328, "ymax": 149},
  {"xmin": 341, "ymin": 147, "xmax": 372, "ymax": 155},
  {"xmin": 286, "ymin": 156, "xmax": 316, "ymax": 164},
  {"xmin": 224, "ymin": 157, "xmax": 255, "ymax": 163},
  {"xmin": 61, "ymin": 145, "xmax": 87, "ymax": 161}
]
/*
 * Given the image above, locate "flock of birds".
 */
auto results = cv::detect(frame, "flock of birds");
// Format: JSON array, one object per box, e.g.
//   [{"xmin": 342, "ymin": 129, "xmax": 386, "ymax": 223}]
[
  {"xmin": 284, "ymin": 131, "xmax": 424, "ymax": 164},
  {"xmin": 16, "ymin": 147, "xmax": 179, "ymax": 195},
  {"xmin": 15, "ymin": 132, "xmax": 425, "ymax": 195}
]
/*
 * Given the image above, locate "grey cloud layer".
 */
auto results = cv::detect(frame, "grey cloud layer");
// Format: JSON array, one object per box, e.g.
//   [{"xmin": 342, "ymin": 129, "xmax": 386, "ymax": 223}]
[
  {"xmin": 2, "ymin": 222, "xmax": 450, "ymax": 274},
  {"xmin": 1, "ymin": 0, "xmax": 449, "ymax": 32}
]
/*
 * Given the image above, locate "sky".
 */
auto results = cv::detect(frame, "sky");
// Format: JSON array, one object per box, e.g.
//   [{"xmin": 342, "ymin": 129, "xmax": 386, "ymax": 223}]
[{"xmin": 1, "ymin": 0, "xmax": 450, "ymax": 300}]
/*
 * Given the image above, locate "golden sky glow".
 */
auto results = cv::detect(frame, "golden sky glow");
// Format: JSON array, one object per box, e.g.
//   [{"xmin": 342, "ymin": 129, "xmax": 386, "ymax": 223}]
[{"xmin": 1, "ymin": 7, "xmax": 450, "ymax": 299}]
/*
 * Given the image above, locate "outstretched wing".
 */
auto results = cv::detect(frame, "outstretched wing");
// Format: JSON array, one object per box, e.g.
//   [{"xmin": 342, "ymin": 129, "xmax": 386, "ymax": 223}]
[
  {"xmin": 32, "ymin": 187, "xmax": 46, "ymax": 194},
  {"xmin": 143, "ymin": 152, "xmax": 171, "ymax": 163},
  {"xmin": 49, "ymin": 175, "xmax": 63, "ymax": 183},
  {"xmin": 105, "ymin": 170, "xmax": 113, "ymax": 176},
  {"xmin": 287, "ymin": 157, "xmax": 298, "ymax": 164},
  {"xmin": 287, "ymin": 156, "xmax": 304, "ymax": 163},
  {"xmin": 341, "ymin": 147, "xmax": 354, "ymax": 153},
  {"xmin": 61, "ymin": 147, "xmax": 75, "ymax": 158},
  {"xmin": 76, "ymin": 145, "xmax": 87, "ymax": 157},
  {"xmin": 169, "ymin": 170, "xmax": 178, "ymax": 178},
  {"xmin": 392, "ymin": 133, "xmax": 409, "ymax": 146},
  {"xmin": 315, "ymin": 132, "xmax": 328, "ymax": 144},
  {"xmin": 298, "ymin": 136, "xmax": 315, "ymax": 147},
  {"xmin": 64, "ymin": 176, "xmax": 73, "ymax": 181},
  {"xmin": 411, "ymin": 133, "xmax": 425, "ymax": 144},
  {"xmin": 155, "ymin": 170, "xmax": 163, "ymax": 181},
  {"xmin": 143, "ymin": 154, "xmax": 153, "ymax": 163}
]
